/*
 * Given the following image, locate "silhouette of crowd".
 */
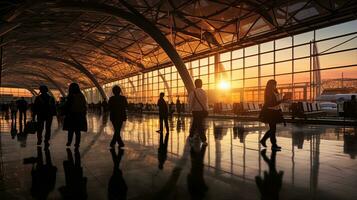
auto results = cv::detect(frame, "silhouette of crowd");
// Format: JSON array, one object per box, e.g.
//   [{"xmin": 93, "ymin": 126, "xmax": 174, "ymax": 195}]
[{"xmin": 1, "ymin": 78, "xmax": 297, "ymax": 200}]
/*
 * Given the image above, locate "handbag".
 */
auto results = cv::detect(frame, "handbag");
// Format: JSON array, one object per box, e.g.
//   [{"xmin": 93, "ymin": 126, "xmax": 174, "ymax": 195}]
[
  {"xmin": 25, "ymin": 121, "xmax": 38, "ymax": 134},
  {"xmin": 193, "ymin": 91, "xmax": 208, "ymax": 118}
]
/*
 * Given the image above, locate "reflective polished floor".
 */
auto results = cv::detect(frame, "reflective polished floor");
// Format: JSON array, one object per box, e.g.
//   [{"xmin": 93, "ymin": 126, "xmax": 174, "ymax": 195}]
[{"xmin": 1, "ymin": 113, "xmax": 357, "ymax": 200}]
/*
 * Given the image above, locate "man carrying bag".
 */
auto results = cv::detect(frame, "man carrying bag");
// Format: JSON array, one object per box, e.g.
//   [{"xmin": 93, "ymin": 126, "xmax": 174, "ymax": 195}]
[{"xmin": 188, "ymin": 79, "xmax": 208, "ymax": 144}]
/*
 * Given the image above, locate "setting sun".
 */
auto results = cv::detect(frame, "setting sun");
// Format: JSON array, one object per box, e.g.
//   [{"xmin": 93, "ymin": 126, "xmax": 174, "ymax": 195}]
[{"xmin": 219, "ymin": 81, "xmax": 231, "ymax": 90}]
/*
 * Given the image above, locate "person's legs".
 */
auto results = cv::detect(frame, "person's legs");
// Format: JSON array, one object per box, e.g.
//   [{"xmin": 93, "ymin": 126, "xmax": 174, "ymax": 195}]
[
  {"xmin": 268, "ymin": 122, "xmax": 277, "ymax": 146},
  {"xmin": 159, "ymin": 116, "xmax": 164, "ymax": 133},
  {"xmin": 111, "ymin": 120, "xmax": 124, "ymax": 146},
  {"xmin": 67, "ymin": 130, "xmax": 74, "ymax": 146},
  {"xmin": 164, "ymin": 117, "xmax": 169, "ymax": 133},
  {"xmin": 44, "ymin": 117, "xmax": 53, "ymax": 147},
  {"xmin": 111, "ymin": 121, "xmax": 118, "ymax": 146},
  {"xmin": 23, "ymin": 111, "xmax": 27, "ymax": 127},
  {"xmin": 37, "ymin": 120, "xmax": 45, "ymax": 145},
  {"xmin": 260, "ymin": 124, "xmax": 272, "ymax": 148},
  {"xmin": 19, "ymin": 111, "xmax": 23, "ymax": 132},
  {"xmin": 74, "ymin": 130, "xmax": 81, "ymax": 148},
  {"xmin": 11, "ymin": 111, "xmax": 16, "ymax": 125},
  {"xmin": 115, "ymin": 121, "xmax": 124, "ymax": 147},
  {"xmin": 261, "ymin": 129, "xmax": 271, "ymax": 143},
  {"xmin": 198, "ymin": 116, "xmax": 207, "ymax": 143}
]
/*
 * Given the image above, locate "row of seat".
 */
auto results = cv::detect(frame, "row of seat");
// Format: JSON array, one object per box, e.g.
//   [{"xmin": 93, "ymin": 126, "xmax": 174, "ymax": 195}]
[
  {"xmin": 291, "ymin": 102, "xmax": 325, "ymax": 119},
  {"xmin": 213, "ymin": 102, "xmax": 262, "ymax": 115}
]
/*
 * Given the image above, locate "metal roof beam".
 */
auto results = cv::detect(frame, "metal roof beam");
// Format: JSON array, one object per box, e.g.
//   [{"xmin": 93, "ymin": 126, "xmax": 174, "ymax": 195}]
[{"xmin": 51, "ymin": 1, "xmax": 195, "ymax": 93}]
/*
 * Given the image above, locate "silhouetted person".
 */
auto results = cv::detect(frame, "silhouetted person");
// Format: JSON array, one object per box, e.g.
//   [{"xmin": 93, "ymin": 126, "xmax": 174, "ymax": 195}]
[
  {"xmin": 17, "ymin": 97, "xmax": 28, "ymax": 133},
  {"xmin": 158, "ymin": 132, "xmax": 169, "ymax": 170},
  {"xmin": 188, "ymin": 79, "xmax": 208, "ymax": 144},
  {"xmin": 108, "ymin": 85, "xmax": 128, "ymax": 148},
  {"xmin": 56, "ymin": 97, "xmax": 66, "ymax": 126},
  {"xmin": 187, "ymin": 143, "xmax": 208, "ymax": 200},
  {"xmin": 169, "ymin": 101, "xmax": 175, "ymax": 116},
  {"xmin": 255, "ymin": 149, "xmax": 284, "ymax": 200},
  {"xmin": 10, "ymin": 99, "xmax": 18, "ymax": 125},
  {"xmin": 176, "ymin": 97, "xmax": 181, "ymax": 116},
  {"xmin": 2, "ymin": 103, "xmax": 9, "ymax": 119},
  {"xmin": 63, "ymin": 83, "xmax": 87, "ymax": 148},
  {"xmin": 29, "ymin": 147, "xmax": 57, "ymax": 200},
  {"xmin": 33, "ymin": 85, "xmax": 56, "ymax": 148},
  {"xmin": 59, "ymin": 148, "xmax": 87, "ymax": 199},
  {"xmin": 157, "ymin": 92, "xmax": 169, "ymax": 134},
  {"xmin": 259, "ymin": 80, "xmax": 289, "ymax": 150},
  {"xmin": 108, "ymin": 148, "xmax": 127, "ymax": 200},
  {"xmin": 344, "ymin": 95, "xmax": 357, "ymax": 118},
  {"xmin": 102, "ymin": 100, "xmax": 109, "ymax": 113}
]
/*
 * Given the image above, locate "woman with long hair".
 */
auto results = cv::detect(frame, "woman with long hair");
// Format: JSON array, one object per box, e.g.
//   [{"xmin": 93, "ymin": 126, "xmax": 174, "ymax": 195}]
[
  {"xmin": 63, "ymin": 83, "xmax": 87, "ymax": 148},
  {"xmin": 259, "ymin": 80, "xmax": 289, "ymax": 150}
]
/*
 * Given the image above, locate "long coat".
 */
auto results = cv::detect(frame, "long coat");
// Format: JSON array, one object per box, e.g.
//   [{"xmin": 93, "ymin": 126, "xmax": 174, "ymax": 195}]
[{"xmin": 63, "ymin": 93, "xmax": 88, "ymax": 132}]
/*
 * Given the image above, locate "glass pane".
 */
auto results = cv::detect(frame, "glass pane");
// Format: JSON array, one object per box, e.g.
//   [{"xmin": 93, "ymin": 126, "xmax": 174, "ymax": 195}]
[
  {"xmin": 276, "ymin": 37, "xmax": 292, "ymax": 49},
  {"xmin": 220, "ymin": 52, "xmax": 231, "ymax": 62},
  {"xmin": 245, "ymin": 67, "xmax": 258, "ymax": 78},
  {"xmin": 200, "ymin": 58, "xmax": 208, "ymax": 66},
  {"xmin": 294, "ymin": 58, "xmax": 310, "ymax": 72},
  {"xmin": 245, "ymin": 55, "xmax": 258, "ymax": 67},
  {"xmin": 232, "ymin": 49, "xmax": 243, "ymax": 59},
  {"xmin": 276, "ymin": 48, "xmax": 292, "ymax": 62},
  {"xmin": 232, "ymin": 69, "xmax": 243, "ymax": 80},
  {"xmin": 260, "ymin": 52, "xmax": 273, "ymax": 64},
  {"xmin": 294, "ymin": 31, "xmax": 314, "ymax": 45},
  {"xmin": 261, "ymin": 64, "xmax": 274, "ymax": 76},
  {"xmin": 260, "ymin": 41, "xmax": 274, "ymax": 52},
  {"xmin": 200, "ymin": 65, "xmax": 208, "ymax": 75},
  {"xmin": 319, "ymin": 50, "xmax": 357, "ymax": 69},
  {"xmin": 276, "ymin": 61, "xmax": 292, "ymax": 75},
  {"xmin": 245, "ymin": 45, "xmax": 258, "ymax": 56},
  {"xmin": 232, "ymin": 59, "xmax": 243, "ymax": 70},
  {"xmin": 294, "ymin": 44, "xmax": 310, "ymax": 58}
]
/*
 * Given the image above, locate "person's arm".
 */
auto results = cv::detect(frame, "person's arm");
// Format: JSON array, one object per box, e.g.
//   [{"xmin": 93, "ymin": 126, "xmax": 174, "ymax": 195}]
[{"xmin": 266, "ymin": 93, "xmax": 281, "ymax": 107}]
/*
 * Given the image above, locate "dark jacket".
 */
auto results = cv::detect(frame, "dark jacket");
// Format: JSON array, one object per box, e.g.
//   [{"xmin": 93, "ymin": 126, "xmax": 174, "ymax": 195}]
[
  {"xmin": 63, "ymin": 93, "xmax": 87, "ymax": 132},
  {"xmin": 108, "ymin": 95, "xmax": 128, "ymax": 121},
  {"xmin": 157, "ymin": 98, "xmax": 168, "ymax": 117},
  {"xmin": 17, "ymin": 99, "xmax": 28, "ymax": 112},
  {"xmin": 264, "ymin": 92, "xmax": 281, "ymax": 108},
  {"xmin": 33, "ymin": 93, "xmax": 56, "ymax": 120}
]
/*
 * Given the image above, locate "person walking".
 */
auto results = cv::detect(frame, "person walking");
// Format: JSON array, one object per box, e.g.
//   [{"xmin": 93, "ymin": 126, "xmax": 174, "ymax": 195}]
[
  {"xmin": 17, "ymin": 97, "xmax": 28, "ymax": 133},
  {"xmin": 176, "ymin": 97, "xmax": 182, "ymax": 116},
  {"xmin": 157, "ymin": 92, "xmax": 169, "ymax": 134},
  {"xmin": 10, "ymin": 99, "xmax": 18, "ymax": 125},
  {"xmin": 63, "ymin": 83, "xmax": 87, "ymax": 148},
  {"xmin": 32, "ymin": 85, "xmax": 57, "ymax": 148},
  {"xmin": 108, "ymin": 85, "xmax": 128, "ymax": 148},
  {"xmin": 188, "ymin": 79, "xmax": 208, "ymax": 144},
  {"xmin": 259, "ymin": 79, "xmax": 289, "ymax": 150}
]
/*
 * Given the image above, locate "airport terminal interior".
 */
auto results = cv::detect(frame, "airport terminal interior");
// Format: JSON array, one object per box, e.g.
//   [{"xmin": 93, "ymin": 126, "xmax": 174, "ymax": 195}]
[{"xmin": 0, "ymin": 0, "xmax": 357, "ymax": 199}]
